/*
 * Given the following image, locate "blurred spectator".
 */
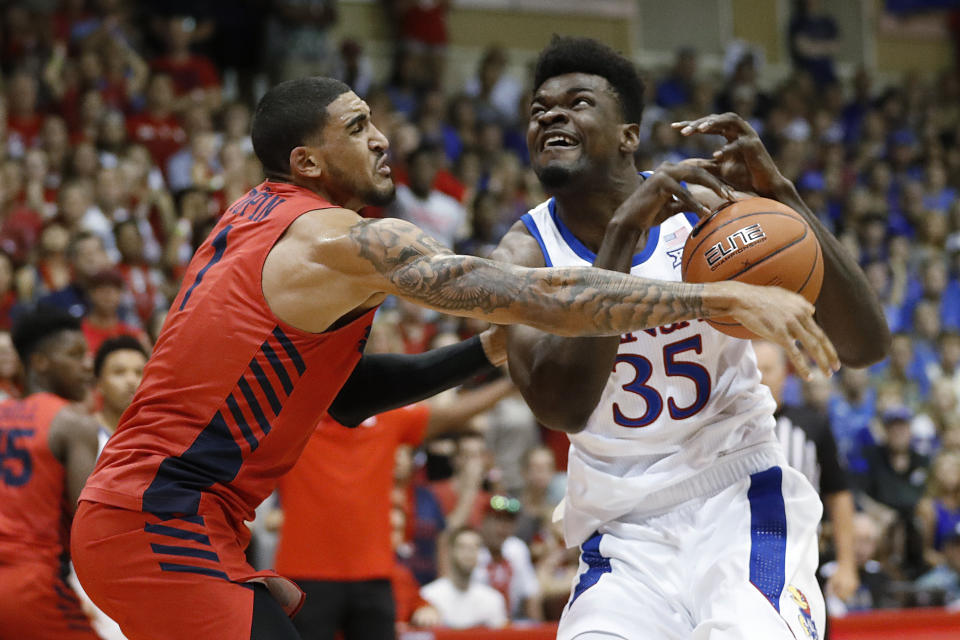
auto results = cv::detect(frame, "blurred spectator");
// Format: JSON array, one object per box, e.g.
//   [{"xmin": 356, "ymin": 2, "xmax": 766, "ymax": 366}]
[
  {"xmin": 475, "ymin": 496, "xmax": 542, "ymax": 621},
  {"xmin": 38, "ymin": 230, "xmax": 109, "ymax": 319},
  {"xmin": 927, "ymin": 331, "xmax": 960, "ymax": 401},
  {"xmin": 0, "ymin": 330, "xmax": 22, "ymax": 401},
  {"xmin": 333, "ymin": 39, "xmax": 374, "ymax": 100},
  {"xmin": 829, "ymin": 367, "xmax": 876, "ymax": 472},
  {"xmin": 917, "ymin": 451, "xmax": 960, "ymax": 570},
  {"xmin": 0, "ymin": 250, "xmax": 21, "ymax": 331},
  {"xmin": 125, "ymin": 74, "xmax": 187, "ymax": 170},
  {"xmin": 465, "ymin": 46, "xmax": 523, "ymax": 127},
  {"xmin": 534, "ymin": 520, "xmax": 579, "ymax": 621},
  {"xmin": 872, "ymin": 333, "xmax": 923, "ymax": 411},
  {"xmin": 821, "ymin": 512, "xmax": 897, "ymax": 614},
  {"xmin": 114, "ymin": 219, "xmax": 166, "ymax": 327},
  {"xmin": 420, "ymin": 527, "xmax": 508, "ymax": 629},
  {"xmin": 430, "ymin": 431, "xmax": 492, "ymax": 531},
  {"xmin": 6, "ymin": 69, "xmax": 43, "ymax": 154},
  {"xmin": 789, "ymin": 0, "xmax": 839, "ymax": 87},
  {"xmin": 264, "ymin": 0, "xmax": 338, "ymax": 82},
  {"xmin": 395, "ymin": 442, "xmax": 447, "ymax": 585},
  {"xmin": 386, "ymin": 0, "xmax": 450, "ymax": 86},
  {"xmin": 913, "ymin": 378, "xmax": 960, "ymax": 457},
  {"xmin": 81, "ymin": 268, "xmax": 148, "ymax": 356},
  {"xmin": 855, "ymin": 406, "xmax": 930, "ymax": 577},
  {"xmin": 150, "ymin": 15, "xmax": 221, "ymax": 111},
  {"xmin": 513, "ymin": 446, "xmax": 563, "ymax": 545},
  {"xmin": 655, "ymin": 47, "xmax": 697, "ymax": 110},
  {"xmin": 914, "ymin": 523, "xmax": 960, "ymax": 607},
  {"xmin": 92, "ymin": 334, "xmax": 147, "ymax": 443},
  {"xmin": 387, "ymin": 145, "xmax": 467, "ymax": 248},
  {"xmin": 390, "ymin": 505, "xmax": 440, "ymax": 628}
]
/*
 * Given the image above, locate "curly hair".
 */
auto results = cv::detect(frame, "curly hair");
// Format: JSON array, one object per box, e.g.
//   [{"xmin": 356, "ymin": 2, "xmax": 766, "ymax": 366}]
[{"xmin": 533, "ymin": 35, "xmax": 645, "ymax": 125}]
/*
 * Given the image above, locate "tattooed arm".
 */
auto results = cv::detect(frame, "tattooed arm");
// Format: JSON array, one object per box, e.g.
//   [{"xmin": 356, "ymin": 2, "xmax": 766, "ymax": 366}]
[{"xmin": 262, "ymin": 210, "xmax": 838, "ymax": 378}]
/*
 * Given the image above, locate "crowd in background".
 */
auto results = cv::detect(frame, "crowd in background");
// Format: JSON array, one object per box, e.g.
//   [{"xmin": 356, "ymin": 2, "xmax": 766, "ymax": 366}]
[{"xmin": 2, "ymin": 0, "xmax": 960, "ymax": 629}]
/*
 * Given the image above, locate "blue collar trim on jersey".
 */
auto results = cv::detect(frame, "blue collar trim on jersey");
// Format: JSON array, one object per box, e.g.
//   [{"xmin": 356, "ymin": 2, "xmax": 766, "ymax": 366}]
[{"xmin": 548, "ymin": 197, "xmax": 660, "ymax": 267}]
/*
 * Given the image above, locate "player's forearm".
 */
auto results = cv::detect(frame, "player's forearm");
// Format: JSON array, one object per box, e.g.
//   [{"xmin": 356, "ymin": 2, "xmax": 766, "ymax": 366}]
[
  {"xmin": 825, "ymin": 490, "xmax": 857, "ymax": 573},
  {"xmin": 769, "ymin": 180, "xmax": 889, "ymax": 366},
  {"xmin": 398, "ymin": 254, "xmax": 738, "ymax": 337}
]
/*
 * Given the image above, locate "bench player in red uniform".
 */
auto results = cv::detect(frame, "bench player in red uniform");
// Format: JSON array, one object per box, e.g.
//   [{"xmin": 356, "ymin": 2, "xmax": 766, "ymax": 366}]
[
  {"xmin": 0, "ymin": 306, "xmax": 100, "ymax": 639},
  {"xmin": 71, "ymin": 77, "xmax": 838, "ymax": 639}
]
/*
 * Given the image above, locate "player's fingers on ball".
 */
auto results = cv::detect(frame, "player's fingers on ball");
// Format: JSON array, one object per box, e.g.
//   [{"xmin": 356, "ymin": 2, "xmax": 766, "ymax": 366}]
[{"xmin": 664, "ymin": 175, "xmax": 709, "ymax": 216}]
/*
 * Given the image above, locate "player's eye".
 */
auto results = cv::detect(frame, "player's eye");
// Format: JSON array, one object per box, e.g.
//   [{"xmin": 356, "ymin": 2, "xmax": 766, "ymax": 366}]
[{"xmin": 572, "ymin": 97, "xmax": 591, "ymax": 107}]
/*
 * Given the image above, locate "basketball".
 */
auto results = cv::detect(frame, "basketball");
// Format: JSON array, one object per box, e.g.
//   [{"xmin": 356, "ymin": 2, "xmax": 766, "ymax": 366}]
[{"xmin": 681, "ymin": 196, "xmax": 823, "ymax": 339}]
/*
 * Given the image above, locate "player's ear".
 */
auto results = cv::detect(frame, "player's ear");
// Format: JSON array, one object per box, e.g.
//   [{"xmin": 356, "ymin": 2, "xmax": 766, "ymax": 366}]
[
  {"xmin": 289, "ymin": 146, "xmax": 323, "ymax": 179},
  {"xmin": 619, "ymin": 123, "xmax": 640, "ymax": 154}
]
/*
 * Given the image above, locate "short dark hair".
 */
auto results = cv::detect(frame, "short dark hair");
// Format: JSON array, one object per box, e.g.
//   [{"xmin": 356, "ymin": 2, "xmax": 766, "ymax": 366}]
[
  {"xmin": 251, "ymin": 77, "xmax": 352, "ymax": 179},
  {"xmin": 533, "ymin": 36, "xmax": 645, "ymax": 125},
  {"xmin": 94, "ymin": 335, "xmax": 148, "ymax": 378},
  {"xmin": 12, "ymin": 304, "xmax": 82, "ymax": 366}
]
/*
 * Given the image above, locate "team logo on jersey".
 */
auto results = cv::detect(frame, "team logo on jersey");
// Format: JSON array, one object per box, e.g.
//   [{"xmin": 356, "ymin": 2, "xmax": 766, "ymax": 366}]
[
  {"xmin": 704, "ymin": 223, "xmax": 766, "ymax": 269},
  {"xmin": 666, "ymin": 247, "xmax": 684, "ymax": 268},
  {"xmin": 787, "ymin": 585, "xmax": 818, "ymax": 640}
]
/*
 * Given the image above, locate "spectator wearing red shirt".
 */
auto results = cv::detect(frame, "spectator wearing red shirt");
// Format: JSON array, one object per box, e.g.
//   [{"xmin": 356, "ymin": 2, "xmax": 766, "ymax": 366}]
[
  {"xmin": 114, "ymin": 220, "xmax": 165, "ymax": 327},
  {"xmin": 80, "ymin": 268, "xmax": 149, "ymax": 356},
  {"xmin": 6, "ymin": 70, "xmax": 44, "ymax": 155},
  {"xmin": 150, "ymin": 16, "xmax": 221, "ymax": 112},
  {"xmin": 0, "ymin": 251, "xmax": 20, "ymax": 331},
  {"xmin": 430, "ymin": 431, "xmax": 494, "ymax": 531},
  {"xmin": 0, "ymin": 158, "xmax": 44, "ymax": 265},
  {"xmin": 126, "ymin": 74, "xmax": 187, "ymax": 170}
]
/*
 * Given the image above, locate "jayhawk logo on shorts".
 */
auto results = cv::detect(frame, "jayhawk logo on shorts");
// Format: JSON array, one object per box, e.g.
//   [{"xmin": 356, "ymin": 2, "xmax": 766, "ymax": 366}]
[{"xmin": 787, "ymin": 585, "xmax": 818, "ymax": 640}]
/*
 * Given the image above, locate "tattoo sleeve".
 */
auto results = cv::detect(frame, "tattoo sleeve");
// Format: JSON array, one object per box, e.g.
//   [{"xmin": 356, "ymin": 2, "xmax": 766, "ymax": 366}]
[{"xmin": 349, "ymin": 218, "xmax": 718, "ymax": 336}]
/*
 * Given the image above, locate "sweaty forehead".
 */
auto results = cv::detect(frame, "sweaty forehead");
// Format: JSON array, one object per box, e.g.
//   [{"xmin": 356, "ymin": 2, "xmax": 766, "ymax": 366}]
[
  {"xmin": 327, "ymin": 91, "xmax": 369, "ymax": 123},
  {"xmin": 534, "ymin": 72, "xmax": 615, "ymax": 100}
]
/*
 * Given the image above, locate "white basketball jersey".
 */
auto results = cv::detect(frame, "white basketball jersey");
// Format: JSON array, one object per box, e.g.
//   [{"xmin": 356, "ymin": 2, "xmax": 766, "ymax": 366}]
[{"xmin": 521, "ymin": 193, "xmax": 780, "ymax": 546}]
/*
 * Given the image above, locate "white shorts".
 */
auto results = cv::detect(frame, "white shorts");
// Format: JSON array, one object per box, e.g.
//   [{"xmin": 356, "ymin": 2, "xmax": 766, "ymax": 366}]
[{"xmin": 557, "ymin": 465, "xmax": 824, "ymax": 640}]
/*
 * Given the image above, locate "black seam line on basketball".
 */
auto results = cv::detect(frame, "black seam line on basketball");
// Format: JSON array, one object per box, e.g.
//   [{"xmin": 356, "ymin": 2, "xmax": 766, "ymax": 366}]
[
  {"xmin": 689, "ymin": 200, "xmax": 737, "ymax": 240},
  {"xmin": 683, "ymin": 210, "xmax": 804, "ymax": 270},
  {"xmin": 722, "ymin": 222, "xmax": 808, "ymax": 281},
  {"xmin": 795, "ymin": 235, "xmax": 820, "ymax": 297}
]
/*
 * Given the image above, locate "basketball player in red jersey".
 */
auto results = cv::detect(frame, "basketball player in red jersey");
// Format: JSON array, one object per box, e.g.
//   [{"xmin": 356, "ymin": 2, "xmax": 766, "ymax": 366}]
[
  {"xmin": 71, "ymin": 77, "xmax": 839, "ymax": 640},
  {"xmin": 0, "ymin": 306, "xmax": 101, "ymax": 640}
]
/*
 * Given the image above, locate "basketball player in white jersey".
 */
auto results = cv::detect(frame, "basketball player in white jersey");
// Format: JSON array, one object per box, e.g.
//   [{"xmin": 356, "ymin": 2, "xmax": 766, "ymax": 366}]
[{"xmin": 491, "ymin": 36, "xmax": 890, "ymax": 640}]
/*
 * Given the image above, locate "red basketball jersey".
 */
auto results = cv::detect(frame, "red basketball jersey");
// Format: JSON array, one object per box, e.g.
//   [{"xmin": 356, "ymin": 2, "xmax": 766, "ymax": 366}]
[
  {"xmin": 0, "ymin": 392, "xmax": 72, "ymax": 565},
  {"xmin": 81, "ymin": 181, "xmax": 376, "ymax": 528}
]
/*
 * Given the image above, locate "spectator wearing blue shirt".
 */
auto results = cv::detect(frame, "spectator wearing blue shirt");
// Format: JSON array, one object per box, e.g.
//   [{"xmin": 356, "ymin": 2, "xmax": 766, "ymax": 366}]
[
  {"xmin": 830, "ymin": 367, "xmax": 877, "ymax": 473},
  {"xmin": 655, "ymin": 48, "xmax": 697, "ymax": 110}
]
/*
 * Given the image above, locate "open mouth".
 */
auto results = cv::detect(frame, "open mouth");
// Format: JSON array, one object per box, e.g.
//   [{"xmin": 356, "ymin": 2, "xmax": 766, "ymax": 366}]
[
  {"xmin": 541, "ymin": 131, "xmax": 580, "ymax": 152},
  {"xmin": 375, "ymin": 155, "xmax": 391, "ymax": 176}
]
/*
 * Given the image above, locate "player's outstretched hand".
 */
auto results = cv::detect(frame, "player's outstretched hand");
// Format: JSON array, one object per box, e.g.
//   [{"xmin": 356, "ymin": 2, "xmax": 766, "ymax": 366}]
[
  {"xmin": 671, "ymin": 113, "xmax": 787, "ymax": 197},
  {"xmin": 615, "ymin": 160, "xmax": 736, "ymax": 229},
  {"xmin": 723, "ymin": 282, "xmax": 840, "ymax": 380}
]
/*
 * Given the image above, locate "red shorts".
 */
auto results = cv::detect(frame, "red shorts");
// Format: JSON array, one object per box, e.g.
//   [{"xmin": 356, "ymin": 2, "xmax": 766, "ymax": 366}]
[
  {"xmin": 71, "ymin": 501, "xmax": 304, "ymax": 640},
  {"xmin": 0, "ymin": 559, "xmax": 99, "ymax": 640}
]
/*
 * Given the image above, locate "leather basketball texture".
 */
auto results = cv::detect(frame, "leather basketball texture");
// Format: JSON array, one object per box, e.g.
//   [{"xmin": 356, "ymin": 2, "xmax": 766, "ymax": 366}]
[{"xmin": 681, "ymin": 197, "xmax": 824, "ymax": 339}]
